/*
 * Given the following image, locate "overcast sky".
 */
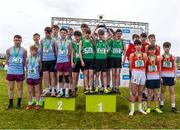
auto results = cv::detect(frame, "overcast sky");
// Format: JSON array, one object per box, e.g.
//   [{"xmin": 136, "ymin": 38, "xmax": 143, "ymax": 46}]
[{"xmin": 0, "ymin": 0, "xmax": 180, "ymax": 56}]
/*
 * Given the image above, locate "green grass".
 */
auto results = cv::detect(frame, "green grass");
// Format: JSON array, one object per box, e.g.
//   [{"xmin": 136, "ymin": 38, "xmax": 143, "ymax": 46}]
[{"xmin": 0, "ymin": 70, "xmax": 180, "ymax": 129}]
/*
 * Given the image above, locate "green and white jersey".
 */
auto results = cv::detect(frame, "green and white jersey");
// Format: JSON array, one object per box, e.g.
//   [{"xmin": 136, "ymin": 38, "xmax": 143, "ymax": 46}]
[
  {"xmin": 82, "ymin": 38, "xmax": 94, "ymax": 59},
  {"xmin": 95, "ymin": 39, "xmax": 107, "ymax": 59},
  {"xmin": 72, "ymin": 41, "xmax": 80, "ymax": 64},
  {"xmin": 111, "ymin": 39, "xmax": 124, "ymax": 58}
]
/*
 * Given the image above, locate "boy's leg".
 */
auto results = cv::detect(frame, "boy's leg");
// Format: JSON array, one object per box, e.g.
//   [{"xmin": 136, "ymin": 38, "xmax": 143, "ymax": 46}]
[
  {"xmin": 129, "ymin": 83, "xmax": 138, "ymax": 116},
  {"xmin": 89, "ymin": 70, "xmax": 94, "ymax": 91},
  {"xmin": 160, "ymin": 85, "xmax": 166, "ymax": 110},
  {"xmin": 138, "ymin": 85, "xmax": 146, "ymax": 114},
  {"xmin": 43, "ymin": 71, "xmax": 50, "ymax": 96},
  {"xmin": 7, "ymin": 81, "xmax": 15, "ymax": 109},
  {"xmin": 64, "ymin": 72, "xmax": 70, "ymax": 97},
  {"xmin": 112, "ymin": 68, "xmax": 116, "ymax": 89},
  {"xmin": 84, "ymin": 70, "xmax": 89, "ymax": 93},
  {"xmin": 154, "ymin": 88, "xmax": 163, "ymax": 113},
  {"xmin": 50, "ymin": 72, "xmax": 56, "ymax": 96},
  {"xmin": 17, "ymin": 81, "xmax": 23, "ymax": 108},
  {"xmin": 115, "ymin": 68, "xmax": 120, "ymax": 93},
  {"xmin": 146, "ymin": 88, "xmax": 153, "ymax": 113},
  {"xmin": 34, "ymin": 84, "xmax": 41, "ymax": 105},
  {"xmin": 168, "ymin": 85, "xmax": 179, "ymax": 113},
  {"xmin": 26, "ymin": 84, "xmax": 33, "ymax": 110},
  {"xmin": 57, "ymin": 72, "xmax": 64, "ymax": 97}
]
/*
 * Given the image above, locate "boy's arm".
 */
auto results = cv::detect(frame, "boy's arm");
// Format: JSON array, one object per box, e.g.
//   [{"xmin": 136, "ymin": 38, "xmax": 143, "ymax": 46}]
[
  {"xmin": 158, "ymin": 56, "xmax": 161, "ymax": 77},
  {"xmin": 129, "ymin": 53, "xmax": 134, "ymax": 71},
  {"xmin": 173, "ymin": 56, "xmax": 177, "ymax": 84},
  {"xmin": 79, "ymin": 41, "xmax": 85, "ymax": 66},
  {"xmin": 122, "ymin": 41, "xmax": 127, "ymax": 65},
  {"xmin": 23, "ymin": 49, "xmax": 27, "ymax": 67},
  {"xmin": 55, "ymin": 42, "xmax": 58, "ymax": 56},
  {"xmin": 5, "ymin": 48, "xmax": 10, "ymax": 70}
]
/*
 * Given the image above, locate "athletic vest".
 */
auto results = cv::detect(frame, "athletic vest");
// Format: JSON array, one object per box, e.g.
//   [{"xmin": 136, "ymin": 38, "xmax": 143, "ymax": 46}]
[
  {"xmin": 27, "ymin": 56, "xmax": 40, "ymax": 79},
  {"xmin": 161, "ymin": 54, "xmax": 175, "ymax": 77},
  {"xmin": 82, "ymin": 38, "xmax": 94, "ymax": 59},
  {"xmin": 41, "ymin": 38, "xmax": 56, "ymax": 61},
  {"xmin": 146, "ymin": 55, "xmax": 160, "ymax": 80},
  {"xmin": 57, "ymin": 38, "xmax": 70, "ymax": 63},
  {"xmin": 7, "ymin": 46, "xmax": 25, "ymax": 75},
  {"xmin": 95, "ymin": 39, "xmax": 107, "ymax": 59},
  {"xmin": 132, "ymin": 52, "xmax": 146, "ymax": 71},
  {"xmin": 72, "ymin": 41, "xmax": 80, "ymax": 64},
  {"xmin": 111, "ymin": 39, "xmax": 124, "ymax": 58}
]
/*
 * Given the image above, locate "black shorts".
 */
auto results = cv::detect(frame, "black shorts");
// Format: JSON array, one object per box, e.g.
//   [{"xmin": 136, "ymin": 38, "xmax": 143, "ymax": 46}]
[
  {"xmin": 72, "ymin": 61, "xmax": 84, "ymax": 72},
  {"xmin": 84, "ymin": 59, "xmax": 94, "ymax": 70},
  {"xmin": 107, "ymin": 57, "xmax": 111, "ymax": 69},
  {"xmin": 146, "ymin": 79, "xmax": 160, "ymax": 89},
  {"xmin": 95, "ymin": 59, "xmax": 107, "ymax": 72},
  {"xmin": 110, "ymin": 57, "xmax": 122, "ymax": 68},
  {"xmin": 162, "ymin": 77, "xmax": 175, "ymax": 86},
  {"xmin": 42, "ymin": 60, "xmax": 56, "ymax": 72}
]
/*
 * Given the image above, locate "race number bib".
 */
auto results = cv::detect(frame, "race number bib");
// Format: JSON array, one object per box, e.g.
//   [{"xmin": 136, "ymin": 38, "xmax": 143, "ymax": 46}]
[
  {"xmin": 112, "ymin": 48, "xmax": 122, "ymax": 54},
  {"xmin": 84, "ymin": 47, "xmax": 93, "ymax": 54},
  {"xmin": 12, "ymin": 57, "xmax": 22, "ymax": 64},
  {"xmin": 59, "ymin": 50, "xmax": 68, "ymax": 55},
  {"xmin": 97, "ymin": 48, "xmax": 106, "ymax": 54},
  {"xmin": 163, "ymin": 61, "xmax": 172, "ymax": 68},
  {"xmin": 149, "ymin": 65, "xmax": 157, "ymax": 72},
  {"xmin": 135, "ymin": 60, "xmax": 144, "ymax": 67},
  {"xmin": 28, "ymin": 68, "xmax": 37, "ymax": 75}
]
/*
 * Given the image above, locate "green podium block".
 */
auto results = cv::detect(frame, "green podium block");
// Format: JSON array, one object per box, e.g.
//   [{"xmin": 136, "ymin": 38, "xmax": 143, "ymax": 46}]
[
  {"xmin": 44, "ymin": 97, "xmax": 75, "ymax": 111},
  {"xmin": 86, "ymin": 95, "xmax": 116, "ymax": 112}
]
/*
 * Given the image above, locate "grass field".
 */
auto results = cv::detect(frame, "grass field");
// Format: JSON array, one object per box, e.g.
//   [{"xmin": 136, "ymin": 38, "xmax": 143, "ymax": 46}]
[{"xmin": 0, "ymin": 70, "xmax": 180, "ymax": 129}]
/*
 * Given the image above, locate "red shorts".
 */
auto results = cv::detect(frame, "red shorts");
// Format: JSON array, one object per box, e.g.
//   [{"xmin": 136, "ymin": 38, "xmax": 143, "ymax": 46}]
[
  {"xmin": 6, "ymin": 74, "xmax": 25, "ymax": 82},
  {"xmin": 26, "ymin": 78, "xmax": 40, "ymax": 86},
  {"xmin": 56, "ymin": 62, "xmax": 71, "ymax": 72}
]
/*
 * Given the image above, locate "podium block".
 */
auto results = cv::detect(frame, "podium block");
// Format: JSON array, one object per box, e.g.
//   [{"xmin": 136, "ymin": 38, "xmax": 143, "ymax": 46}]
[
  {"xmin": 86, "ymin": 95, "xmax": 116, "ymax": 112},
  {"xmin": 44, "ymin": 97, "xmax": 75, "ymax": 111}
]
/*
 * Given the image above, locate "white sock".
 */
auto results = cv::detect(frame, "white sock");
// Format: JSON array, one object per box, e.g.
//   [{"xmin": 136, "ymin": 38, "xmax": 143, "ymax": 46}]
[
  {"xmin": 60, "ymin": 88, "xmax": 63, "ymax": 94},
  {"xmin": 36, "ymin": 101, "xmax": 39, "ymax": 105},
  {"xmin": 129, "ymin": 103, "xmax": 135, "ymax": 116},
  {"xmin": 172, "ymin": 103, "xmax": 175, "ymax": 108},
  {"xmin": 160, "ymin": 101, "xmax": 164, "ymax": 106},
  {"xmin": 138, "ymin": 103, "xmax": 147, "ymax": 114},
  {"xmin": 51, "ymin": 87, "xmax": 55, "ymax": 92},
  {"xmin": 65, "ymin": 88, "xmax": 69, "ymax": 95},
  {"xmin": 28, "ymin": 101, "xmax": 32, "ymax": 105},
  {"xmin": 138, "ymin": 103, "xmax": 142, "ymax": 110}
]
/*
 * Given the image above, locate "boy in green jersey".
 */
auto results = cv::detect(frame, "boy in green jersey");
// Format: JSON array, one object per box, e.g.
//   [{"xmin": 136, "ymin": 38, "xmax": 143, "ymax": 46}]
[
  {"xmin": 71, "ymin": 31, "xmax": 84, "ymax": 96},
  {"xmin": 110, "ymin": 29, "xmax": 126, "ymax": 94},
  {"xmin": 92, "ymin": 25, "xmax": 113, "ymax": 94},
  {"xmin": 79, "ymin": 28, "xmax": 95, "ymax": 94}
]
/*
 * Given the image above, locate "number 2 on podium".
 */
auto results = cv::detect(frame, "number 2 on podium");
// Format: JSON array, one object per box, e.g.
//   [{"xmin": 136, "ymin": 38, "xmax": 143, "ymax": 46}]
[{"xmin": 57, "ymin": 101, "xmax": 63, "ymax": 110}]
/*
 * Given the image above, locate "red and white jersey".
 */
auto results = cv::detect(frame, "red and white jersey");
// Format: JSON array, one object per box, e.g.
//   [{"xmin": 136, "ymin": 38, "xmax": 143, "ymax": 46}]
[
  {"xmin": 147, "ymin": 44, "xmax": 160, "ymax": 56},
  {"xmin": 146, "ymin": 55, "xmax": 160, "ymax": 80},
  {"xmin": 161, "ymin": 54, "xmax": 175, "ymax": 77},
  {"xmin": 132, "ymin": 52, "xmax": 146, "ymax": 71}
]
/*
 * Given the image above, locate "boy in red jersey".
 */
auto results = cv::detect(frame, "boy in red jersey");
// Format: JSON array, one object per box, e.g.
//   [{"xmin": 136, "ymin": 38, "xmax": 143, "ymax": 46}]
[
  {"xmin": 160, "ymin": 42, "xmax": 179, "ymax": 113},
  {"xmin": 145, "ymin": 45, "xmax": 163, "ymax": 114},
  {"xmin": 129, "ymin": 39, "xmax": 147, "ymax": 116}
]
